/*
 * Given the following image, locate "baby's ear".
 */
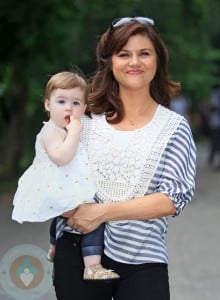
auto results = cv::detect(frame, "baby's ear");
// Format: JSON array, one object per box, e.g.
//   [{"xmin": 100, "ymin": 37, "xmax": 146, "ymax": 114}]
[{"xmin": 44, "ymin": 99, "xmax": 50, "ymax": 111}]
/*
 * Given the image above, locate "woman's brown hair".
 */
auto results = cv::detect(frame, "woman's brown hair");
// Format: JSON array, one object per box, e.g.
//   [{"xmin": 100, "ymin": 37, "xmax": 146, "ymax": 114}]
[{"xmin": 87, "ymin": 21, "xmax": 180, "ymax": 123}]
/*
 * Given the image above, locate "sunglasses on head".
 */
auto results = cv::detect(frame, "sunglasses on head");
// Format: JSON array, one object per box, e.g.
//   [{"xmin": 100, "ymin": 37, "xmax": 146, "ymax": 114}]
[{"xmin": 111, "ymin": 17, "xmax": 155, "ymax": 29}]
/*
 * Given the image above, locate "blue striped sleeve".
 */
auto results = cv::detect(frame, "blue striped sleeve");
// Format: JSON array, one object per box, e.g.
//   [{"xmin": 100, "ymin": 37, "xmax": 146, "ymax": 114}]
[{"xmin": 156, "ymin": 118, "xmax": 197, "ymax": 215}]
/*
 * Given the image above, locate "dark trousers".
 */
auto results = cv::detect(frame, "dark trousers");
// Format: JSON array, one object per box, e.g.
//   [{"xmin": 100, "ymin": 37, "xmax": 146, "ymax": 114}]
[{"xmin": 53, "ymin": 232, "xmax": 170, "ymax": 300}]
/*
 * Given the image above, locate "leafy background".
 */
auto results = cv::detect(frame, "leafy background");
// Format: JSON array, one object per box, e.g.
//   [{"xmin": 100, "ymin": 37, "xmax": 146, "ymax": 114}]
[{"xmin": 0, "ymin": 0, "xmax": 220, "ymax": 183}]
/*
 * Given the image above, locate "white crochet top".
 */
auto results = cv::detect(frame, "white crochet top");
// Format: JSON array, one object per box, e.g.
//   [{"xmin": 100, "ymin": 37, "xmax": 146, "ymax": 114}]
[
  {"xmin": 78, "ymin": 104, "xmax": 196, "ymax": 264},
  {"xmin": 82, "ymin": 105, "xmax": 181, "ymax": 204}
]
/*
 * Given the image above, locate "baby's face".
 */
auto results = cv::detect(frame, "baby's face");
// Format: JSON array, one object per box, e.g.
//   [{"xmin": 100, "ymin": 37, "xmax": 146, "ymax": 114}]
[{"xmin": 45, "ymin": 87, "xmax": 86, "ymax": 128}]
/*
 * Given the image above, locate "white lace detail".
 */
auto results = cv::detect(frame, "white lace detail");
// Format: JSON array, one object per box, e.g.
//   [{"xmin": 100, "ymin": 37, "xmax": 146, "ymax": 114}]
[{"xmin": 82, "ymin": 105, "xmax": 182, "ymax": 203}]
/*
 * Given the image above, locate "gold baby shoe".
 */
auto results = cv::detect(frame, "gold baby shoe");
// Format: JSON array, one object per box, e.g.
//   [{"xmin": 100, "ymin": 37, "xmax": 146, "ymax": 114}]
[{"xmin": 83, "ymin": 263, "xmax": 120, "ymax": 281}]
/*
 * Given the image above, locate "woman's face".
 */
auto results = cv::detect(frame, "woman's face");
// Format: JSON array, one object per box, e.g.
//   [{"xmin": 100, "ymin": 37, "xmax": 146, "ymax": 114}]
[{"xmin": 111, "ymin": 34, "xmax": 157, "ymax": 91}]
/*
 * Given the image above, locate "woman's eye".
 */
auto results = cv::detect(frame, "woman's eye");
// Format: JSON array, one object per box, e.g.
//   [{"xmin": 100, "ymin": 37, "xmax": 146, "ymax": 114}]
[
  {"xmin": 140, "ymin": 52, "xmax": 149, "ymax": 56},
  {"xmin": 118, "ymin": 52, "xmax": 129, "ymax": 57}
]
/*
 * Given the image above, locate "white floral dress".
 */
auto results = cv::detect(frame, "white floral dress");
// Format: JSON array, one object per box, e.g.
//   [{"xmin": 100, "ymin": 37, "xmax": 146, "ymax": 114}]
[{"xmin": 12, "ymin": 121, "xmax": 95, "ymax": 223}]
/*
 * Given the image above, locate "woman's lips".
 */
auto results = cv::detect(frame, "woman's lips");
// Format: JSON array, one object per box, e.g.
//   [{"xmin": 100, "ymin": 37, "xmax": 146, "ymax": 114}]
[{"xmin": 127, "ymin": 70, "xmax": 143, "ymax": 75}]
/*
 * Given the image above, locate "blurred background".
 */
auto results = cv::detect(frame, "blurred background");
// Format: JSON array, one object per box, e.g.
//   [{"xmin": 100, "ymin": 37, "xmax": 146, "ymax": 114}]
[
  {"xmin": 0, "ymin": 0, "xmax": 220, "ymax": 299},
  {"xmin": 0, "ymin": 0, "xmax": 220, "ymax": 181}
]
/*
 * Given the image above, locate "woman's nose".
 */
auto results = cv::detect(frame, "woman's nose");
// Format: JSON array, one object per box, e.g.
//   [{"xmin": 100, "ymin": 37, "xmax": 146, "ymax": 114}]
[{"xmin": 129, "ymin": 54, "xmax": 140, "ymax": 65}]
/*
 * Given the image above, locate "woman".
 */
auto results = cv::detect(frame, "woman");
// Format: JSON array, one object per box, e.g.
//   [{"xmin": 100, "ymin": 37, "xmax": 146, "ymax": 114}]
[{"xmin": 53, "ymin": 17, "xmax": 196, "ymax": 300}]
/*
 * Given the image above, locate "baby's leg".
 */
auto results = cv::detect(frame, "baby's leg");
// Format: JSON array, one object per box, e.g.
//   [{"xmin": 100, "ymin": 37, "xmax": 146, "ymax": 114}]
[
  {"xmin": 47, "ymin": 218, "xmax": 57, "ymax": 262},
  {"xmin": 47, "ymin": 244, "xmax": 56, "ymax": 262},
  {"xmin": 81, "ymin": 224, "xmax": 119, "ymax": 280},
  {"xmin": 83, "ymin": 255, "xmax": 101, "ymax": 267}
]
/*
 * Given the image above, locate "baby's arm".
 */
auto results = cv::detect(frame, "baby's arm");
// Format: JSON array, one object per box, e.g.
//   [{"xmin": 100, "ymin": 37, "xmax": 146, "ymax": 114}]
[{"xmin": 41, "ymin": 117, "xmax": 82, "ymax": 166}]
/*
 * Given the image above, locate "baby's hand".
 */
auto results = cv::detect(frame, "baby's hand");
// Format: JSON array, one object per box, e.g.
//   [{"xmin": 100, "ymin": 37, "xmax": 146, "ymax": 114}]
[{"xmin": 66, "ymin": 116, "xmax": 83, "ymax": 135}]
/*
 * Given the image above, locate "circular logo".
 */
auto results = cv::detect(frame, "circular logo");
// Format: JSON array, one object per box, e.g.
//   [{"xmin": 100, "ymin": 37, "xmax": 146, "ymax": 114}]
[{"xmin": 0, "ymin": 244, "xmax": 53, "ymax": 299}]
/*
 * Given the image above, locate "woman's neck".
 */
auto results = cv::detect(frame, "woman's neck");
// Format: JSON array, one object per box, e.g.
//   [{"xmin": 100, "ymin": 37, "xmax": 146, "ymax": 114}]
[
  {"xmin": 113, "ymin": 88, "xmax": 158, "ymax": 130},
  {"xmin": 121, "ymin": 88, "xmax": 155, "ymax": 114},
  {"xmin": 120, "ymin": 85, "xmax": 152, "ymax": 103}
]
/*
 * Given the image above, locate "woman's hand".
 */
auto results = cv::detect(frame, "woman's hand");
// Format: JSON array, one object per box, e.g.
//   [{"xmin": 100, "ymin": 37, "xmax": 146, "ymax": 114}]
[
  {"xmin": 62, "ymin": 208, "xmax": 77, "ymax": 218},
  {"xmin": 66, "ymin": 193, "xmax": 175, "ymax": 234},
  {"xmin": 67, "ymin": 203, "xmax": 105, "ymax": 234}
]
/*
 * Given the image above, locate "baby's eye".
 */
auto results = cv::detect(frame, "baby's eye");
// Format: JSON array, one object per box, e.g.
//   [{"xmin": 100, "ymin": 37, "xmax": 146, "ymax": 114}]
[
  {"xmin": 57, "ymin": 99, "xmax": 65, "ymax": 104},
  {"xmin": 72, "ymin": 100, "xmax": 81, "ymax": 106}
]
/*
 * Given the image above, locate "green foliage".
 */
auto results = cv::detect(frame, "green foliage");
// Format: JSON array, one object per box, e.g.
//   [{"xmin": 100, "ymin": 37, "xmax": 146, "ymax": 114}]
[
  {"xmin": 0, "ymin": 0, "xmax": 220, "ymax": 179},
  {"xmin": 0, "ymin": 179, "xmax": 17, "ymax": 193}
]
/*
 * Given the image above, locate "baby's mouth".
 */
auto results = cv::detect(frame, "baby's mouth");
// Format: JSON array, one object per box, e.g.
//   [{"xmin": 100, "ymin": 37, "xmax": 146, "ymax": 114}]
[{"xmin": 65, "ymin": 116, "xmax": 70, "ymax": 123}]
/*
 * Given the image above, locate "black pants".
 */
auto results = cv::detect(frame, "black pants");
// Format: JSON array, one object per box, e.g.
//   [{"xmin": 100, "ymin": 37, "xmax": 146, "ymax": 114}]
[{"xmin": 53, "ymin": 232, "xmax": 170, "ymax": 300}]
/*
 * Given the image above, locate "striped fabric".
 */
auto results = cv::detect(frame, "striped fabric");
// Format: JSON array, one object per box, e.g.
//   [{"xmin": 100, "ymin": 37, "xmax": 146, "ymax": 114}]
[
  {"xmin": 57, "ymin": 107, "xmax": 196, "ymax": 264},
  {"xmin": 103, "ymin": 119, "xmax": 196, "ymax": 264}
]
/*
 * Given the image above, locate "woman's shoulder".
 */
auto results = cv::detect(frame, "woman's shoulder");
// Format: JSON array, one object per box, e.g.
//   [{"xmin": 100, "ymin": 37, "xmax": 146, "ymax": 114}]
[
  {"xmin": 159, "ymin": 105, "xmax": 191, "ymax": 131},
  {"xmin": 81, "ymin": 113, "xmax": 105, "ymax": 127},
  {"xmin": 81, "ymin": 114, "xmax": 105, "ymax": 143},
  {"xmin": 164, "ymin": 109, "xmax": 196, "ymax": 152},
  {"xmin": 157, "ymin": 105, "xmax": 195, "ymax": 146},
  {"xmin": 82, "ymin": 113, "xmax": 104, "ymax": 121},
  {"xmin": 159, "ymin": 105, "xmax": 184, "ymax": 121}
]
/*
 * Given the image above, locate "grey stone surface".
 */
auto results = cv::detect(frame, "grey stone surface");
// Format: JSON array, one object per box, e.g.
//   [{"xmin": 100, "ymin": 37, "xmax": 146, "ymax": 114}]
[
  {"xmin": 167, "ymin": 141, "xmax": 220, "ymax": 300},
  {"xmin": 0, "ymin": 142, "xmax": 219, "ymax": 299}
]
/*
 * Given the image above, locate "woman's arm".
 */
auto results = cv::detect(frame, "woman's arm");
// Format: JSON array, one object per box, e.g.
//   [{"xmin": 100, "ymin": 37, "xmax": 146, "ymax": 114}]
[
  {"xmin": 67, "ymin": 192, "xmax": 176, "ymax": 234},
  {"xmin": 69, "ymin": 118, "xmax": 196, "ymax": 234}
]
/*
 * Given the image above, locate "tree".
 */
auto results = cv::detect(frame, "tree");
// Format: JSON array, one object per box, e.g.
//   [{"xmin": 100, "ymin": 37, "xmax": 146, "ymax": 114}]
[
  {"xmin": 0, "ymin": 0, "xmax": 219, "ymax": 180},
  {"xmin": 0, "ymin": 0, "xmax": 78, "ymax": 179}
]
